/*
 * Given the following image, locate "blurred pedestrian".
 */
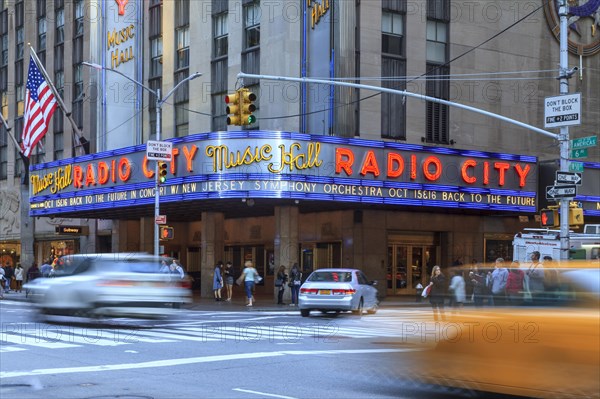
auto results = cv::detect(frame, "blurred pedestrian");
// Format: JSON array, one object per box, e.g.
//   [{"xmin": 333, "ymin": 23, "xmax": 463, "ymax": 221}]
[
  {"xmin": 241, "ymin": 260, "xmax": 259, "ymax": 307},
  {"xmin": 448, "ymin": 269, "xmax": 466, "ymax": 313},
  {"xmin": 289, "ymin": 263, "xmax": 302, "ymax": 307},
  {"xmin": 428, "ymin": 265, "xmax": 446, "ymax": 321},
  {"xmin": 506, "ymin": 262, "xmax": 524, "ymax": 305},
  {"xmin": 169, "ymin": 259, "xmax": 186, "ymax": 309},
  {"xmin": 490, "ymin": 258, "xmax": 509, "ymax": 306},
  {"xmin": 223, "ymin": 261, "xmax": 234, "ymax": 302},
  {"xmin": 276, "ymin": 265, "xmax": 288, "ymax": 305},
  {"xmin": 213, "ymin": 261, "xmax": 223, "ymax": 302},
  {"xmin": 14, "ymin": 264, "xmax": 24, "ymax": 293},
  {"xmin": 40, "ymin": 259, "xmax": 52, "ymax": 277},
  {"xmin": 0, "ymin": 264, "xmax": 5, "ymax": 299},
  {"xmin": 415, "ymin": 282, "xmax": 424, "ymax": 302},
  {"xmin": 469, "ymin": 264, "xmax": 486, "ymax": 308},
  {"xmin": 4, "ymin": 262, "xmax": 13, "ymax": 292},
  {"xmin": 27, "ymin": 262, "xmax": 41, "ymax": 282},
  {"xmin": 526, "ymin": 251, "xmax": 545, "ymax": 304}
]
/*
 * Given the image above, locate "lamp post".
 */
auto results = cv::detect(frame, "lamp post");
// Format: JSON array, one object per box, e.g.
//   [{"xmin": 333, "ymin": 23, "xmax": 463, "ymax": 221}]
[{"xmin": 83, "ymin": 62, "xmax": 202, "ymax": 256}]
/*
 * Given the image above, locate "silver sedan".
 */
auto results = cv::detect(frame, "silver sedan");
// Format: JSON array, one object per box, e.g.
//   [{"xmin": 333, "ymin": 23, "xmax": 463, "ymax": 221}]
[
  {"xmin": 298, "ymin": 268, "xmax": 379, "ymax": 317},
  {"xmin": 24, "ymin": 253, "xmax": 192, "ymax": 319}
]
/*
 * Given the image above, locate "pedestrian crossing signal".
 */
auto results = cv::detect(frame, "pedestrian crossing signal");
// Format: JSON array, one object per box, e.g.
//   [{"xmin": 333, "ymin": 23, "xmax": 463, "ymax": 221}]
[
  {"xmin": 540, "ymin": 209, "xmax": 558, "ymax": 227},
  {"xmin": 160, "ymin": 226, "xmax": 174, "ymax": 240}
]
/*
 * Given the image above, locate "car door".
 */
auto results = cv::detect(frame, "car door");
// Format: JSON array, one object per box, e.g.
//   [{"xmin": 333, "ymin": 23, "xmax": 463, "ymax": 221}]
[{"xmin": 356, "ymin": 271, "xmax": 376, "ymax": 308}]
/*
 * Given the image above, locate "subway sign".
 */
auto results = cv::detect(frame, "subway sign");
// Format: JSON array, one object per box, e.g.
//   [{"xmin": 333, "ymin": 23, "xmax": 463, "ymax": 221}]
[{"xmin": 29, "ymin": 131, "xmax": 539, "ymax": 216}]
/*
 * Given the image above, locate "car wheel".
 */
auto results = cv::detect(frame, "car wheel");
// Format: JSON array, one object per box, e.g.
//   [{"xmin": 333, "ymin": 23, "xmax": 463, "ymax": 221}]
[
  {"xmin": 367, "ymin": 304, "xmax": 378, "ymax": 315},
  {"xmin": 300, "ymin": 309, "xmax": 310, "ymax": 317},
  {"xmin": 352, "ymin": 298, "xmax": 364, "ymax": 315}
]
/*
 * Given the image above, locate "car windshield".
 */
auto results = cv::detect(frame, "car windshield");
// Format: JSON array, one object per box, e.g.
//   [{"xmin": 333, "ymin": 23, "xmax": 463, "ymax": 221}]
[{"xmin": 307, "ymin": 271, "xmax": 352, "ymax": 282}]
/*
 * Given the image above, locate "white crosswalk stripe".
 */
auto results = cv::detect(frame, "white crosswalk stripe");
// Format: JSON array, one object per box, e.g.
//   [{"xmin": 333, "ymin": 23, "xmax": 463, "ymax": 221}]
[{"xmin": 0, "ymin": 309, "xmax": 435, "ymax": 352}]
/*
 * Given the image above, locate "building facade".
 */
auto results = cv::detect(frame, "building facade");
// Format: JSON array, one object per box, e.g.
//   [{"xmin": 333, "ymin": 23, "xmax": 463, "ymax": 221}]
[{"xmin": 1, "ymin": 0, "xmax": 599, "ymax": 298}]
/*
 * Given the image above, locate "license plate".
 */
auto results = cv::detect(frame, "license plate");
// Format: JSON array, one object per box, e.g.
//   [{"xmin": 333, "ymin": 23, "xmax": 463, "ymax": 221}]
[{"xmin": 319, "ymin": 289, "xmax": 331, "ymax": 295}]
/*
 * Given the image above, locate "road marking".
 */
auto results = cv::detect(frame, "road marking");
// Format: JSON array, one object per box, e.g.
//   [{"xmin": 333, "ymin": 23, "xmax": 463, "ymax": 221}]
[
  {"xmin": 0, "ymin": 346, "xmax": 28, "ymax": 353},
  {"xmin": 0, "ymin": 348, "xmax": 420, "ymax": 378},
  {"xmin": 233, "ymin": 388, "xmax": 298, "ymax": 399},
  {"xmin": 1, "ymin": 333, "xmax": 80, "ymax": 349}
]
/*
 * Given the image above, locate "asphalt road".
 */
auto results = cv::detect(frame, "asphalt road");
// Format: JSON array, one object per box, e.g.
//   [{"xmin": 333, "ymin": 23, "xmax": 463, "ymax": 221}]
[{"xmin": 0, "ymin": 299, "xmax": 485, "ymax": 399}]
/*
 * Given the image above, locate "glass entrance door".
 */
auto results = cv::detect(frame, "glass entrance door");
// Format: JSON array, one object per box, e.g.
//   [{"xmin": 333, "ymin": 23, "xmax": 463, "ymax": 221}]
[{"xmin": 387, "ymin": 244, "xmax": 438, "ymax": 295}]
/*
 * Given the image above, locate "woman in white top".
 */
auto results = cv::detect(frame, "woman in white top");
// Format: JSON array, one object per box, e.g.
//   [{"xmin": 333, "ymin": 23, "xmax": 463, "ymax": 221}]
[
  {"xmin": 14, "ymin": 264, "xmax": 24, "ymax": 293},
  {"xmin": 242, "ymin": 261, "xmax": 259, "ymax": 307}
]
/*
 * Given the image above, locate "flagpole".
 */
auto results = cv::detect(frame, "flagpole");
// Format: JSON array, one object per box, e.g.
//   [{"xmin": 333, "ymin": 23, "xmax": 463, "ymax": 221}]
[{"xmin": 28, "ymin": 45, "xmax": 86, "ymax": 156}]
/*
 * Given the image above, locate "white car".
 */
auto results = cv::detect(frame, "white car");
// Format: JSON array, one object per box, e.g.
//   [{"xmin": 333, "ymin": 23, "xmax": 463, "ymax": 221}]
[
  {"xmin": 298, "ymin": 268, "xmax": 379, "ymax": 317},
  {"xmin": 24, "ymin": 253, "xmax": 192, "ymax": 319}
]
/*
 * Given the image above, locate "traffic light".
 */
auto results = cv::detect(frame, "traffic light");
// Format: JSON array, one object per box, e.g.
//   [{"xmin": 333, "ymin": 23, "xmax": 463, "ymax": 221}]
[
  {"xmin": 540, "ymin": 209, "xmax": 558, "ymax": 227},
  {"xmin": 568, "ymin": 207, "xmax": 584, "ymax": 226},
  {"xmin": 159, "ymin": 226, "xmax": 174, "ymax": 240},
  {"xmin": 225, "ymin": 91, "xmax": 241, "ymax": 126},
  {"xmin": 239, "ymin": 88, "xmax": 257, "ymax": 125},
  {"xmin": 157, "ymin": 161, "xmax": 168, "ymax": 184}
]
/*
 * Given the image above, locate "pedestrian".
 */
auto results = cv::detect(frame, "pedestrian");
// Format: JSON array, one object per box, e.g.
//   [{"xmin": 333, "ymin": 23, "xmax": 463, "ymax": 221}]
[
  {"xmin": 0, "ymin": 264, "xmax": 5, "ymax": 299},
  {"xmin": 170, "ymin": 259, "xmax": 186, "ymax": 309},
  {"xmin": 275, "ymin": 265, "xmax": 288, "ymax": 305},
  {"xmin": 27, "ymin": 262, "xmax": 41, "ymax": 282},
  {"xmin": 490, "ymin": 258, "xmax": 509, "ymax": 306},
  {"xmin": 469, "ymin": 264, "xmax": 486, "ymax": 308},
  {"xmin": 448, "ymin": 269, "xmax": 466, "ymax": 313},
  {"xmin": 223, "ymin": 261, "xmax": 234, "ymax": 302},
  {"xmin": 213, "ymin": 261, "xmax": 223, "ymax": 302},
  {"xmin": 240, "ymin": 260, "xmax": 259, "ymax": 307},
  {"xmin": 526, "ymin": 251, "xmax": 545, "ymax": 304},
  {"xmin": 506, "ymin": 262, "xmax": 524, "ymax": 305},
  {"xmin": 288, "ymin": 263, "xmax": 302, "ymax": 307},
  {"xmin": 14, "ymin": 263, "xmax": 24, "ymax": 293},
  {"xmin": 427, "ymin": 265, "xmax": 446, "ymax": 321},
  {"xmin": 4, "ymin": 262, "xmax": 13, "ymax": 292}
]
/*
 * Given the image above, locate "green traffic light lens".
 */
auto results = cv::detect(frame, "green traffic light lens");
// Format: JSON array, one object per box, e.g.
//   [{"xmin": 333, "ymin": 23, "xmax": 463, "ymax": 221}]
[
  {"xmin": 248, "ymin": 115, "xmax": 256, "ymax": 124},
  {"xmin": 160, "ymin": 176, "xmax": 167, "ymax": 183}
]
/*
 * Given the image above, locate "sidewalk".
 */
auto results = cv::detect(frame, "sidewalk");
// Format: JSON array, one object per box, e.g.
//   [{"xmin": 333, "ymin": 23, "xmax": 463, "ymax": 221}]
[{"xmin": 1, "ymin": 289, "xmax": 431, "ymax": 312}]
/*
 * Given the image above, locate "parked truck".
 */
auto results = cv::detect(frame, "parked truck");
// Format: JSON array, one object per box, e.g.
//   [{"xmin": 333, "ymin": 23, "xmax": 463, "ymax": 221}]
[{"xmin": 512, "ymin": 225, "xmax": 600, "ymax": 263}]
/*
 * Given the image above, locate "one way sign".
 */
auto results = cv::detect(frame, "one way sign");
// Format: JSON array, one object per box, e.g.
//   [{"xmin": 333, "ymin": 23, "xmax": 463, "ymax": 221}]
[
  {"xmin": 546, "ymin": 185, "xmax": 577, "ymax": 200},
  {"xmin": 556, "ymin": 171, "xmax": 582, "ymax": 185}
]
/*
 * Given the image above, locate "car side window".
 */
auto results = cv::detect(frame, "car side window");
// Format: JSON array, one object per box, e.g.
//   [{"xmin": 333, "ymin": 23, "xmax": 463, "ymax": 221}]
[{"xmin": 356, "ymin": 272, "xmax": 369, "ymax": 285}]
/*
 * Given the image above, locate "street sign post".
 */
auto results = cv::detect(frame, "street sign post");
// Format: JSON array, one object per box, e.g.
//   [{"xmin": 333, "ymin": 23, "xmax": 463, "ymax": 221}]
[
  {"xmin": 146, "ymin": 140, "xmax": 173, "ymax": 161},
  {"xmin": 556, "ymin": 171, "xmax": 582, "ymax": 185},
  {"xmin": 571, "ymin": 135, "xmax": 597, "ymax": 149},
  {"xmin": 571, "ymin": 148, "xmax": 588, "ymax": 159},
  {"xmin": 546, "ymin": 184, "xmax": 577, "ymax": 201},
  {"xmin": 569, "ymin": 162, "xmax": 584, "ymax": 172},
  {"xmin": 544, "ymin": 93, "xmax": 581, "ymax": 128}
]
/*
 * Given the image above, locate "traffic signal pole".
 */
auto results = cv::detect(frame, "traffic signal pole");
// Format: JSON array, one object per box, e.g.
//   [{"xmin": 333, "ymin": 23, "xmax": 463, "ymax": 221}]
[
  {"xmin": 558, "ymin": 0, "xmax": 572, "ymax": 261},
  {"xmin": 154, "ymin": 88, "xmax": 161, "ymax": 257}
]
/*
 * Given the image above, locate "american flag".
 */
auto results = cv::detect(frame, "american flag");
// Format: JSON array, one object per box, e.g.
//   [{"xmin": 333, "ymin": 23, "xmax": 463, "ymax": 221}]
[{"xmin": 21, "ymin": 56, "xmax": 58, "ymax": 158}]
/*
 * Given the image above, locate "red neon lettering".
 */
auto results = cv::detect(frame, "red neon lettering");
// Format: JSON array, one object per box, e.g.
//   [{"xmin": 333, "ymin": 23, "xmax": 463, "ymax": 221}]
[
  {"xmin": 118, "ymin": 158, "xmax": 131, "ymax": 181},
  {"xmin": 97, "ymin": 161, "xmax": 109, "ymax": 184},
  {"xmin": 461, "ymin": 160, "xmax": 477, "ymax": 184},
  {"xmin": 183, "ymin": 145, "xmax": 198, "ymax": 172},
  {"xmin": 483, "ymin": 161, "xmax": 489, "ymax": 185},
  {"xmin": 410, "ymin": 155, "xmax": 417, "ymax": 180},
  {"xmin": 111, "ymin": 159, "xmax": 116, "ymax": 182},
  {"xmin": 360, "ymin": 151, "xmax": 380, "ymax": 177},
  {"xmin": 335, "ymin": 148, "xmax": 354, "ymax": 176},
  {"xmin": 422, "ymin": 156, "xmax": 442, "ymax": 181},
  {"xmin": 142, "ymin": 157, "xmax": 154, "ymax": 178},
  {"xmin": 494, "ymin": 162, "xmax": 510, "ymax": 186},
  {"xmin": 514, "ymin": 164, "xmax": 531, "ymax": 188},
  {"xmin": 85, "ymin": 164, "xmax": 96, "ymax": 186},
  {"xmin": 387, "ymin": 153, "xmax": 404, "ymax": 178},
  {"xmin": 73, "ymin": 165, "xmax": 83, "ymax": 188},
  {"xmin": 115, "ymin": 0, "xmax": 128, "ymax": 16}
]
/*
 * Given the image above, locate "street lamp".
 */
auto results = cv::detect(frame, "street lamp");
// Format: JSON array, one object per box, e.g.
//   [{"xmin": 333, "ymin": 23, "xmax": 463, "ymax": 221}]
[{"xmin": 83, "ymin": 62, "xmax": 202, "ymax": 256}]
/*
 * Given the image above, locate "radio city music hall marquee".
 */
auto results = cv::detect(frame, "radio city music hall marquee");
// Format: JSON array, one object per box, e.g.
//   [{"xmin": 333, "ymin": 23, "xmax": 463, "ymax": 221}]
[{"xmin": 29, "ymin": 131, "xmax": 539, "ymax": 216}]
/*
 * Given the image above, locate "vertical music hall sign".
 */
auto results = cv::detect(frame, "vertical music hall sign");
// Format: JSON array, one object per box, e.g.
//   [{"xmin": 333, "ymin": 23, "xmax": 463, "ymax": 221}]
[{"xmin": 100, "ymin": 0, "xmax": 143, "ymax": 150}]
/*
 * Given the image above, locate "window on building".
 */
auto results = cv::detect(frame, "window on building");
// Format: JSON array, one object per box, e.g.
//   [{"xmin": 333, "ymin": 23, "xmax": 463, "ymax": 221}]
[
  {"xmin": 15, "ymin": 60, "xmax": 24, "ymax": 116},
  {"xmin": 213, "ymin": 12, "xmax": 228, "ymax": 58},
  {"xmin": 244, "ymin": 1, "xmax": 260, "ymax": 49},
  {"xmin": 53, "ymin": 116, "xmax": 64, "ymax": 161},
  {"xmin": 31, "ymin": 137, "xmax": 45, "ymax": 165},
  {"xmin": 0, "ymin": 124, "xmax": 7, "ymax": 180},
  {"xmin": 174, "ymin": 71, "xmax": 189, "ymax": 137},
  {"xmin": 150, "ymin": 38, "xmax": 162, "ymax": 78},
  {"xmin": 13, "ymin": 118, "xmax": 23, "ymax": 176},
  {"xmin": 381, "ymin": 7, "xmax": 406, "ymax": 139},
  {"xmin": 175, "ymin": 0, "xmax": 189, "ymax": 70},
  {"xmin": 74, "ymin": 0, "xmax": 84, "ymax": 37},
  {"xmin": 73, "ymin": 64, "xmax": 83, "ymax": 127},
  {"xmin": 425, "ymin": 0, "xmax": 449, "ymax": 144},
  {"xmin": 149, "ymin": 0, "xmax": 162, "ymax": 140},
  {"xmin": 55, "ymin": 6, "xmax": 64, "ymax": 44}
]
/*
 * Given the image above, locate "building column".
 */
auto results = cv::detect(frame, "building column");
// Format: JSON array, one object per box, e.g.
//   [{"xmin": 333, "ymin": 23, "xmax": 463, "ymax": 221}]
[
  {"xmin": 140, "ymin": 217, "xmax": 154, "ymax": 254},
  {"xmin": 201, "ymin": 211, "xmax": 225, "ymax": 298},
  {"xmin": 20, "ymin": 184, "xmax": 35, "ymax": 270},
  {"xmin": 274, "ymin": 206, "xmax": 299, "ymax": 303}
]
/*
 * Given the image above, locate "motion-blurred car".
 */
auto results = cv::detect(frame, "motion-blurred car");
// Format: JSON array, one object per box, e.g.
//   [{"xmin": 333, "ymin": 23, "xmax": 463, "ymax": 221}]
[
  {"xmin": 298, "ymin": 268, "xmax": 379, "ymax": 317},
  {"xmin": 24, "ymin": 253, "xmax": 192, "ymax": 319},
  {"xmin": 398, "ymin": 261, "xmax": 600, "ymax": 398}
]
